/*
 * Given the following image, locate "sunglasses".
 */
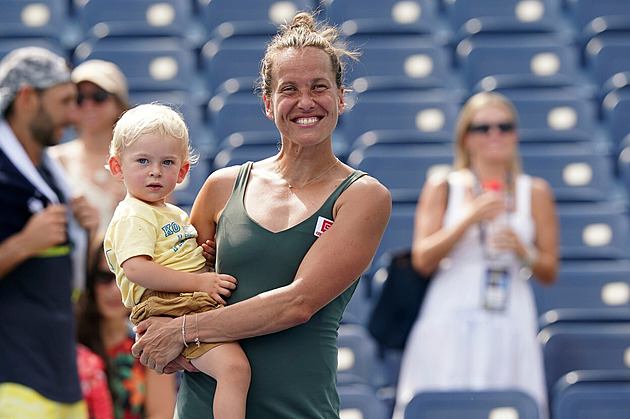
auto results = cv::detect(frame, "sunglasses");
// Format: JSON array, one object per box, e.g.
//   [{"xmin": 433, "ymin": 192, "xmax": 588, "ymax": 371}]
[
  {"xmin": 94, "ymin": 270, "xmax": 116, "ymax": 285},
  {"xmin": 77, "ymin": 90, "xmax": 110, "ymax": 106},
  {"xmin": 467, "ymin": 122, "xmax": 516, "ymax": 134}
]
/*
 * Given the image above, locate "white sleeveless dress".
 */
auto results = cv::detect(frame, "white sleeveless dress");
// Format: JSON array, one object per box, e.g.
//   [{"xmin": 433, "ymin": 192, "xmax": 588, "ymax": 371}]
[{"xmin": 394, "ymin": 172, "xmax": 548, "ymax": 419}]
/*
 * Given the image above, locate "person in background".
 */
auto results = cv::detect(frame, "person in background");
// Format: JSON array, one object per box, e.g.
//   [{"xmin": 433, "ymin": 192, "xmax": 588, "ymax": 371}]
[
  {"xmin": 76, "ymin": 343, "xmax": 115, "ymax": 419},
  {"xmin": 49, "ymin": 59, "xmax": 130, "ymax": 232},
  {"xmin": 394, "ymin": 91, "xmax": 558, "ymax": 419},
  {"xmin": 0, "ymin": 46, "xmax": 99, "ymax": 418},
  {"xmin": 76, "ymin": 235, "xmax": 177, "ymax": 419},
  {"xmin": 130, "ymin": 11, "xmax": 392, "ymax": 418}
]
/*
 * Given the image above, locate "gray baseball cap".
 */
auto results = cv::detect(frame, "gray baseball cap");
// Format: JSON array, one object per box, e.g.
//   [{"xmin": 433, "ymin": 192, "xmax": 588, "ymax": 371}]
[{"xmin": 0, "ymin": 46, "xmax": 71, "ymax": 114}]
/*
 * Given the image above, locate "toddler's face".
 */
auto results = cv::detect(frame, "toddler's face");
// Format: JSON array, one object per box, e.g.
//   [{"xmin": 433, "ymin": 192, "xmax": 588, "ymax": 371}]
[{"xmin": 114, "ymin": 133, "xmax": 188, "ymax": 206}]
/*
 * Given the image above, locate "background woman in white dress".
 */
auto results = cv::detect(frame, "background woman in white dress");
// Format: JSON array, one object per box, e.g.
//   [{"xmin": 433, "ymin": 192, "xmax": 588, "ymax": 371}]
[{"xmin": 394, "ymin": 91, "xmax": 559, "ymax": 419}]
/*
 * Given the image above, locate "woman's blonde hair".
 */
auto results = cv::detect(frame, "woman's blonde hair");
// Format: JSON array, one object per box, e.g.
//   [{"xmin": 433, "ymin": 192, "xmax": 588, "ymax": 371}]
[
  {"xmin": 453, "ymin": 91, "xmax": 522, "ymax": 173},
  {"xmin": 109, "ymin": 103, "xmax": 199, "ymax": 165},
  {"xmin": 256, "ymin": 11, "xmax": 359, "ymax": 97}
]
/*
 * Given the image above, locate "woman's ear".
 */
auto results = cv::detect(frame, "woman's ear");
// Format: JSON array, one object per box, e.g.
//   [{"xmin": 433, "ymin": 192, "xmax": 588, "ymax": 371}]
[
  {"xmin": 108, "ymin": 155, "xmax": 124, "ymax": 181},
  {"xmin": 263, "ymin": 94, "xmax": 274, "ymax": 121}
]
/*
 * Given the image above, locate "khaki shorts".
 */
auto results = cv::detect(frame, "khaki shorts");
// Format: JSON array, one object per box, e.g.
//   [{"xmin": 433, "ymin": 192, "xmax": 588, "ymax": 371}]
[{"xmin": 130, "ymin": 291, "xmax": 225, "ymax": 360}]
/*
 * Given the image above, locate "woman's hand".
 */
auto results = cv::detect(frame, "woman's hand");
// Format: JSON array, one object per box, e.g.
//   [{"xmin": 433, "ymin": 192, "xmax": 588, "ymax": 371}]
[
  {"xmin": 464, "ymin": 191, "xmax": 505, "ymax": 225},
  {"xmin": 132, "ymin": 316, "xmax": 184, "ymax": 374}
]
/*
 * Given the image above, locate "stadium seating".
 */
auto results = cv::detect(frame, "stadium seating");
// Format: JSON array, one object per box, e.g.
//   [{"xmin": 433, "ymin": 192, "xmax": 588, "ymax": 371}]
[
  {"xmin": 73, "ymin": 37, "xmax": 201, "ymax": 97},
  {"xmin": 337, "ymin": 324, "xmax": 385, "ymax": 388},
  {"xmin": 200, "ymin": 35, "xmax": 267, "ymax": 98},
  {"xmin": 497, "ymin": 87, "xmax": 598, "ymax": 143},
  {"xmin": 342, "ymin": 90, "xmax": 460, "ymax": 149},
  {"xmin": 197, "ymin": 0, "xmax": 314, "ymax": 39},
  {"xmin": 456, "ymin": 33, "xmax": 580, "ymax": 91},
  {"xmin": 338, "ymin": 384, "xmax": 390, "ymax": 419},
  {"xmin": 552, "ymin": 370, "xmax": 630, "ymax": 419},
  {"xmin": 347, "ymin": 143, "xmax": 453, "ymax": 203},
  {"xmin": 521, "ymin": 142, "xmax": 614, "ymax": 202},
  {"xmin": 74, "ymin": 0, "xmax": 200, "ymax": 43},
  {"xmin": 444, "ymin": 0, "xmax": 566, "ymax": 39},
  {"xmin": 402, "ymin": 390, "xmax": 540, "ymax": 419},
  {"xmin": 323, "ymin": 0, "xmax": 444, "ymax": 38},
  {"xmin": 556, "ymin": 202, "xmax": 630, "ymax": 260},
  {"xmin": 0, "ymin": 0, "xmax": 79, "ymax": 49},
  {"xmin": 538, "ymin": 321, "xmax": 630, "ymax": 393},
  {"xmin": 344, "ymin": 35, "xmax": 452, "ymax": 92},
  {"xmin": 533, "ymin": 259, "xmax": 630, "ymax": 321},
  {"xmin": 585, "ymin": 33, "xmax": 630, "ymax": 93}
]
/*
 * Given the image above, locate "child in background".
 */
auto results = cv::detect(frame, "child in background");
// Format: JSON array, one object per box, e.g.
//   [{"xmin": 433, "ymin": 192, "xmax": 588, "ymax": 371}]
[{"xmin": 103, "ymin": 103, "xmax": 250, "ymax": 419}]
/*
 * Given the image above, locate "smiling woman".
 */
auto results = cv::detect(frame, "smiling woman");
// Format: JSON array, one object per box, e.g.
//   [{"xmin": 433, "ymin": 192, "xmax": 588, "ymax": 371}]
[{"xmin": 129, "ymin": 10, "xmax": 392, "ymax": 419}]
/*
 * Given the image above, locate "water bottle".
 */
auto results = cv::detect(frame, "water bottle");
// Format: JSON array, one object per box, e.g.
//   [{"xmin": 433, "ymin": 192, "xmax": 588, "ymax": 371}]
[{"xmin": 481, "ymin": 179, "xmax": 511, "ymax": 311}]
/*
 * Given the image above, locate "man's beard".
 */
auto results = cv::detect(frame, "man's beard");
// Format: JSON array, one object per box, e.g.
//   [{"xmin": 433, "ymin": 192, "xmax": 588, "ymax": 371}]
[{"xmin": 30, "ymin": 104, "xmax": 61, "ymax": 148}]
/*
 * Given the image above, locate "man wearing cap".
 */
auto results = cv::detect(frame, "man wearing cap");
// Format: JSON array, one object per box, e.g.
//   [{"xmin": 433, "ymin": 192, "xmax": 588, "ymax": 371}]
[{"xmin": 0, "ymin": 46, "xmax": 99, "ymax": 418}]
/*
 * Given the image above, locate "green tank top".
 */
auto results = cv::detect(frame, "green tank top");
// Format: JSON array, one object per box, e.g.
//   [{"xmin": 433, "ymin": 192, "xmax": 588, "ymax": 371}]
[{"xmin": 176, "ymin": 162, "xmax": 366, "ymax": 419}]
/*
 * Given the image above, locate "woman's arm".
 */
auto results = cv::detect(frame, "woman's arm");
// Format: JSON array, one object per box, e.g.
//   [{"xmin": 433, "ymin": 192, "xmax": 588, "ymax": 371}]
[
  {"xmin": 411, "ymin": 175, "xmax": 504, "ymax": 276},
  {"xmin": 528, "ymin": 177, "xmax": 559, "ymax": 285},
  {"xmin": 132, "ymin": 172, "xmax": 391, "ymax": 373}
]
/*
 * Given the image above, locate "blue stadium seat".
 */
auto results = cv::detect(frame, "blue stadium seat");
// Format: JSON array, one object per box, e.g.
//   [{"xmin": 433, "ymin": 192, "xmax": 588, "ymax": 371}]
[
  {"xmin": 586, "ymin": 33, "xmax": 630, "ymax": 93},
  {"xmin": 603, "ymin": 85, "xmax": 630, "ymax": 151},
  {"xmin": 342, "ymin": 90, "xmax": 460, "ymax": 148},
  {"xmin": 533, "ymin": 259, "xmax": 630, "ymax": 320},
  {"xmin": 345, "ymin": 35, "xmax": 452, "ymax": 92},
  {"xmin": 403, "ymin": 390, "xmax": 540, "ymax": 419},
  {"xmin": 207, "ymin": 92, "xmax": 274, "ymax": 146},
  {"xmin": 73, "ymin": 37, "xmax": 201, "ymax": 98},
  {"xmin": 200, "ymin": 35, "xmax": 267, "ymax": 98},
  {"xmin": 338, "ymin": 384, "xmax": 390, "ymax": 419},
  {"xmin": 444, "ymin": 0, "xmax": 565, "ymax": 38},
  {"xmin": 552, "ymin": 370, "xmax": 630, "ymax": 419},
  {"xmin": 566, "ymin": 0, "xmax": 630, "ymax": 35},
  {"xmin": 520, "ymin": 142, "xmax": 614, "ymax": 202},
  {"xmin": 497, "ymin": 87, "xmax": 597, "ymax": 143},
  {"xmin": 0, "ymin": 38, "xmax": 67, "ymax": 62},
  {"xmin": 556, "ymin": 202, "xmax": 630, "ymax": 260},
  {"xmin": 174, "ymin": 157, "xmax": 211, "ymax": 208},
  {"xmin": 74, "ymin": 0, "xmax": 201, "ymax": 43},
  {"xmin": 456, "ymin": 33, "xmax": 580, "ymax": 90},
  {"xmin": 323, "ymin": 0, "xmax": 444, "ymax": 37},
  {"xmin": 197, "ymin": 0, "xmax": 313, "ymax": 38},
  {"xmin": 347, "ymin": 143, "xmax": 453, "ymax": 203},
  {"xmin": 337, "ymin": 324, "xmax": 385, "ymax": 388},
  {"xmin": 369, "ymin": 202, "xmax": 416, "ymax": 274},
  {"xmin": 212, "ymin": 143, "xmax": 278, "ymax": 171},
  {"xmin": 538, "ymin": 321, "xmax": 630, "ymax": 393},
  {"xmin": 341, "ymin": 277, "xmax": 372, "ymax": 326},
  {"xmin": 0, "ymin": 0, "xmax": 78, "ymax": 49}
]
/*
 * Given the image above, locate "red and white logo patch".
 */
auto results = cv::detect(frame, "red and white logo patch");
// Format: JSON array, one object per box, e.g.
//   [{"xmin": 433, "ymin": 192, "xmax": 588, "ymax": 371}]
[{"xmin": 314, "ymin": 216, "xmax": 333, "ymax": 237}]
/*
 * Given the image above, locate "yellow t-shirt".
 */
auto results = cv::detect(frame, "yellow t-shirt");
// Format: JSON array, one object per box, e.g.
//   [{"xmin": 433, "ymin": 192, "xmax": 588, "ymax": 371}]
[{"xmin": 104, "ymin": 196, "xmax": 206, "ymax": 308}]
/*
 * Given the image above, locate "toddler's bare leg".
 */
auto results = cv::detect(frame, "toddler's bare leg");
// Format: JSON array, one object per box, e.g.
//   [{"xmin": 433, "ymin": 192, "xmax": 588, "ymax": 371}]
[{"xmin": 191, "ymin": 342, "xmax": 250, "ymax": 419}]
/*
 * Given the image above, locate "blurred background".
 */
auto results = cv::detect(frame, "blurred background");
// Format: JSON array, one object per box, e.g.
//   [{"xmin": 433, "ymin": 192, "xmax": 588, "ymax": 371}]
[{"xmin": 4, "ymin": 1, "xmax": 630, "ymax": 417}]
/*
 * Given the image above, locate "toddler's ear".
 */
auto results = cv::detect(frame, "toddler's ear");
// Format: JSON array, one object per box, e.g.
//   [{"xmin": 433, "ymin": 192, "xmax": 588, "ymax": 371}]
[
  {"xmin": 108, "ymin": 156, "xmax": 124, "ymax": 181},
  {"xmin": 177, "ymin": 161, "xmax": 190, "ymax": 184}
]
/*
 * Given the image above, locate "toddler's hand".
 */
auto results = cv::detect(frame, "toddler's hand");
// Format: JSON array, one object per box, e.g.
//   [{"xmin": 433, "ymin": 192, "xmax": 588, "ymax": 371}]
[
  {"xmin": 201, "ymin": 239, "xmax": 216, "ymax": 271},
  {"xmin": 199, "ymin": 272, "xmax": 237, "ymax": 305}
]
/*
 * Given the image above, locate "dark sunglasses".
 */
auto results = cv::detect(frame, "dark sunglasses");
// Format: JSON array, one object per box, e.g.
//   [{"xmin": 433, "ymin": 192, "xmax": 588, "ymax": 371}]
[
  {"xmin": 467, "ymin": 122, "xmax": 516, "ymax": 134},
  {"xmin": 94, "ymin": 270, "xmax": 116, "ymax": 285},
  {"xmin": 77, "ymin": 90, "xmax": 110, "ymax": 106}
]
